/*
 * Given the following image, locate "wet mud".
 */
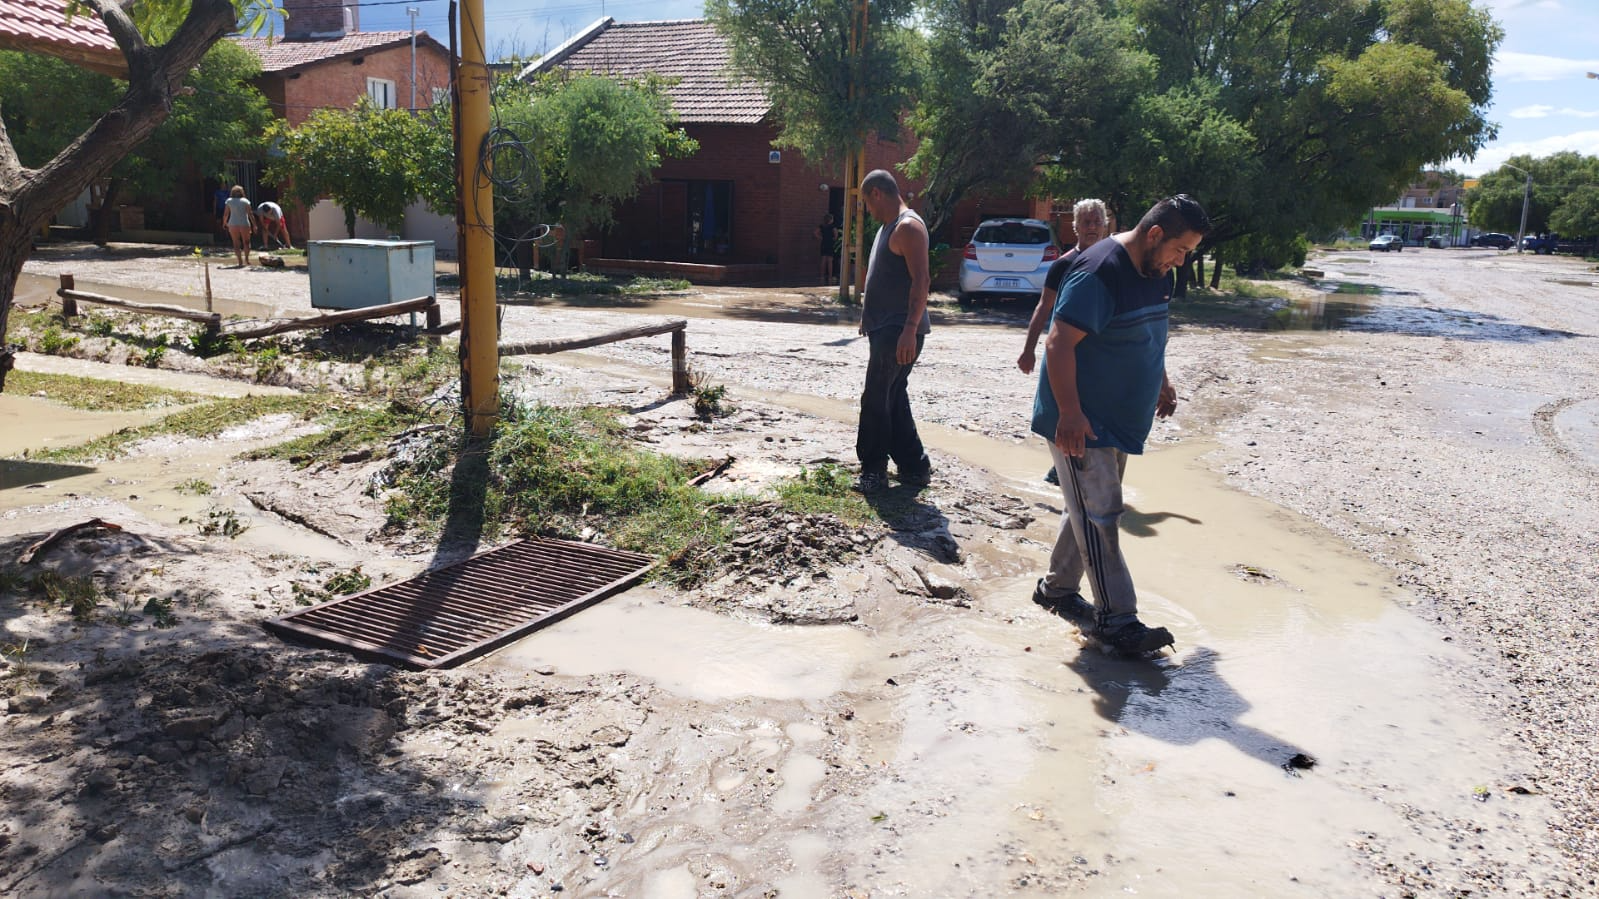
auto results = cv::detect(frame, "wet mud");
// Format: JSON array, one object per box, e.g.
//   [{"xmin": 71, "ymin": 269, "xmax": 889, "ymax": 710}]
[{"xmin": 3, "ymin": 245, "xmax": 1595, "ymax": 896}]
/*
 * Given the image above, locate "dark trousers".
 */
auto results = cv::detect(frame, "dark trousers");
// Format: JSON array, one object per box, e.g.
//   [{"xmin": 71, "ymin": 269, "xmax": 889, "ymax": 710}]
[{"xmin": 856, "ymin": 328, "xmax": 928, "ymax": 476}]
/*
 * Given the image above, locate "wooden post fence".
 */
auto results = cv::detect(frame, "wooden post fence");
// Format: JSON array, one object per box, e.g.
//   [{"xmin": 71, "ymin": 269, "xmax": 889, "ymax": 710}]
[{"xmin": 499, "ymin": 318, "xmax": 690, "ymax": 394}]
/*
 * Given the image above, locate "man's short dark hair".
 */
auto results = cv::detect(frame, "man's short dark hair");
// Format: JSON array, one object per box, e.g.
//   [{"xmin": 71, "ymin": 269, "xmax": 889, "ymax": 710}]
[
  {"xmin": 1136, "ymin": 194, "xmax": 1210, "ymax": 240},
  {"xmin": 861, "ymin": 169, "xmax": 900, "ymax": 198}
]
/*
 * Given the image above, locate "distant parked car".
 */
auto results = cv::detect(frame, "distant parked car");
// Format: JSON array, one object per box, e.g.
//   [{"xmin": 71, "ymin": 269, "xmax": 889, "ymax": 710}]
[
  {"xmin": 958, "ymin": 218, "xmax": 1058, "ymax": 304},
  {"xmin": 1521, "ymin": 233, "xmax": 1558, "ymax": 254},
  {"xmin": 1472, "ymin": 232, "xmax": 1514, "ymax": 249},
  {"xmin": 1425, "ymin": 235, "xmax": 1447, "ymax": 248},
  {"xmin": 1369, "ymin": 234, "xmax": 1402, "ymax": 252}
]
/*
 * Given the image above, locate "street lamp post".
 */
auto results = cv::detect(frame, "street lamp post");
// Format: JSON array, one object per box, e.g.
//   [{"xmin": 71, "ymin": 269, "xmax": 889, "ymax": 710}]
[
  {"xmin": 1502, "ymin": 162, "xmax": 1533, "ymax": 254},
  {"xmin": 407, "ymin": 6, "xmax": 420, "ymax": 112}
]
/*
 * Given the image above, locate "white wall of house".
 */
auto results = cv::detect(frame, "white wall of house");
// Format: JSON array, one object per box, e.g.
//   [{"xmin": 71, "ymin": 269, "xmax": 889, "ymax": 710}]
[
  {"xmin": 306, "ymin": 198, "xmax": 456, "ymax": 256},
  {"xmin": 57, "ymin": 190, "xmax": 92, "ymax": 228}
]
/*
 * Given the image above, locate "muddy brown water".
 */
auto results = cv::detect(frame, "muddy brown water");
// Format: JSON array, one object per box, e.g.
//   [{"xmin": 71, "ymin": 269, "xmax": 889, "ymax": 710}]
[
  {"xmin": 1, "ymin": 380, "xmax": 354, "ymax": 563},
  {"xmin": 494, "ymin": 350, "xmax": 1555, "ymax": 896},
  {"xmin": 2, "ymin": 272, "xmax": 1561, "ymax": 894}
]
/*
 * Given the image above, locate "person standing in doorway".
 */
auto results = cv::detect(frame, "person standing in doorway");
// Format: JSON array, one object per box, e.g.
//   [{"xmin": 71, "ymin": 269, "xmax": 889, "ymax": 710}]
[
  {"xmin": 222, "ymin": 185, "xmax": 254, "ymax": 267},
  {"xmin": 1030, "ymin": 194, "xmax": 1210, "ymax": 655},
  {"xmin": 855, "ymin": 169, "xmax": 933, "ymax": 494},
  {"xmin": 816, "ymin": 212, "xmax": 840, "ymax": 285}
]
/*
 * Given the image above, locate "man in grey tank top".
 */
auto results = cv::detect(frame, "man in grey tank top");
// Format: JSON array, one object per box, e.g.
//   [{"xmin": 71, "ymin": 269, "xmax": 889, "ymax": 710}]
[{"xmin": 855, "ymin": 169, "xmax": 933, "ymax": 494}]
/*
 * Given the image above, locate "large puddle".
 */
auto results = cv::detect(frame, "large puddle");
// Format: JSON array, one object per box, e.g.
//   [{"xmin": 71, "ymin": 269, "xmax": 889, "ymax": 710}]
[
  {"xmin": 1, "ymin": 391, "xmax": 357, "ymax": 563},
  {"xmin": 491, "ymin": 347, "xmax": 1553, "ymax": 895}
]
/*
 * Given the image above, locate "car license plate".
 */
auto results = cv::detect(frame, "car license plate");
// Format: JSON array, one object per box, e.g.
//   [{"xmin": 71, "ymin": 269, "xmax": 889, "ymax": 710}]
[{"xmin": 994, "ymin": 278, "xmax": 1021, "ymax": 288}]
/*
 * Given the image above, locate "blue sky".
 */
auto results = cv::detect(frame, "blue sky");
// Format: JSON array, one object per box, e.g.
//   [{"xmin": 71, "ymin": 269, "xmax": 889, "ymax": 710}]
[{"xmin": 357, "ymin": 0, "xmax": 1599, "ymax": 177}]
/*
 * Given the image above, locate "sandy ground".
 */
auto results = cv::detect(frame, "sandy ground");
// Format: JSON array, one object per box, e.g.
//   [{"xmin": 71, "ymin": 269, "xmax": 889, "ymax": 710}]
[{"xmin": 2, "ymin": 242, "xmax": 1597, "ymax": 897}]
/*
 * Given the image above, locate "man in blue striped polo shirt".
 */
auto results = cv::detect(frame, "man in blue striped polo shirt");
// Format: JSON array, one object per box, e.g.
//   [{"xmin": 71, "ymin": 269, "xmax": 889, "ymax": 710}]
[{"xmin": 1030, "ymin": 195, "xmax": 1210, "ymax": 655}]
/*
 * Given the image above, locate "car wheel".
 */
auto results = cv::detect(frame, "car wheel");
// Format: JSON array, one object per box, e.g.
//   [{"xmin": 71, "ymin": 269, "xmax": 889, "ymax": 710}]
[{"xmin": 957, "ymin": 291, "xmax": 973, "ymax": 307}]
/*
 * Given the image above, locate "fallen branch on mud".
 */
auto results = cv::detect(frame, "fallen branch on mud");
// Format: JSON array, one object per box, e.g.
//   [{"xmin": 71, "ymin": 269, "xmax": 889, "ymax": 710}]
[
  {"xmin": 688, "ymin": 456, "xmax": 735, "ymax": 487},
  {"xmin": 19, "ymin": 518, "xmax": 123, "ymax": 564}
]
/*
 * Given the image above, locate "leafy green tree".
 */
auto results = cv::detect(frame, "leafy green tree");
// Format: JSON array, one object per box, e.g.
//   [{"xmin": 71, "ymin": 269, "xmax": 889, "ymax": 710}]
[
  {"xmin": 1057, "ymin": 0, "xmax": 1501, "ymax": 281},
  {"xmin": 265, "ymin": 99, "xmax": 455, "ymax": 237},
  {"xmin": 906, "ymin": 0, "xmax": 1150, "ymax": 234},
  {"xmin": 1547, "ymin": 185, "xmax": 1599, "ymax": 241},
  {"xmin": 495, "ymin": 73, "xmax": 696, "ymax": 273},
  {"xmin": 0, "ymin": 42, "xmax": 272, "ymax": 242},
  {"xmin": 0, "ymin": 0, "xmax": 279, "ymax": 391},
  {"xmin": 705, "ymin": 0, "xmax": 920, "ymax": 167},
  {"xmin": 1466, "ymin": 153, "xmax": 1599, "ymax": 236}
]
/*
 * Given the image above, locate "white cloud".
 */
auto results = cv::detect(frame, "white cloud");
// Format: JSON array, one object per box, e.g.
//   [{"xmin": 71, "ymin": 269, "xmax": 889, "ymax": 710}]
[
  {"xmin": 1479, "ymin": 0, "xmax": 1565, "ymax": 13},
  {"xmin": 1509, "ymin": 105, "xmax": 1599, "ymax": 118},
  {"xmin": 1495, "ymin": 51, "xmax": 1599, "ymax": 82},
  {"xmin": 1450, "ymin": 129, "xmax": 1599, "ymax": 175}
]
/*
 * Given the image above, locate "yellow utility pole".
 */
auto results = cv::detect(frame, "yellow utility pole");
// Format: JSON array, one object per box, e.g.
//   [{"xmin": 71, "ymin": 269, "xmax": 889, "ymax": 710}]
[
  {"xmin": 850, "ymin": 0, "xmax": 870, "ymax": 299},
  {"xmin": 839, "ymin": 0, "xmax": 870, "ymax": 303},
  {"xmin": 456, "ymin": 0, "xmax": 498, "ymax": 435}
]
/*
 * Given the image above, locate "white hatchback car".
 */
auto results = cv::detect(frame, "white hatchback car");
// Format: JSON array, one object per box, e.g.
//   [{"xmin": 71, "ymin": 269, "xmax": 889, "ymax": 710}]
[{"xmin": 958, "ymin": 218, "xmax": 1059, "ymax": 304}]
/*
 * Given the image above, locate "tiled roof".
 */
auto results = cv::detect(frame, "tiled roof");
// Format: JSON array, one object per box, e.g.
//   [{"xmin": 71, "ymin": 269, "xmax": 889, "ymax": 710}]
[
  {"xmin": 232, "ymin": 30, "xmax": 445, "ymax": 74},
  {"xmin": 0, "ymin": 0, "xmax": 124, "ymax": 76},
  {"xmin": 525, "ymin": 18, "xmax": 770, "ymax": 125}
]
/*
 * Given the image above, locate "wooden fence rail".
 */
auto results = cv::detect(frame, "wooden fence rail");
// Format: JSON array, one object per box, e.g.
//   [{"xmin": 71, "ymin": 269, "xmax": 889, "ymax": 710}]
[
  {"xmin": 57, "ymin": 275, "xmax": 221, "ymax": 330},
  {"xmin": 499, "ymin": 318, "xmax": 689, "ymax": 394},
  {"xmin": 225, "ymin": 296, "xmax": 438, "ymax": 341}
]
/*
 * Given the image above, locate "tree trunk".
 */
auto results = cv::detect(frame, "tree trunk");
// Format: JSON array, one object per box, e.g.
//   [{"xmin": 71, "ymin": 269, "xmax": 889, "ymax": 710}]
[
  {"xmin": 1210, "ymin": 251, "xmax": 1222, "ymax": 289},
  {"xmin": 0, "ymin": 0, "xmax": 241, "ymax": 394},
  {"xmin": 0, "ymin": 233, "xmax": 32, "ymax": 392},
  {"xmin": 1194, "ymin": 253, "xmax": 1205, "ymax": 290},
  {"xmin": 1174, "ymin": 260, "xmax": 1193, "ymax": 298},
  {"xmin": 91, "ymin": 177, "xmax": 123, "ymax": 247},
  {"xmin": 344, "ymin": 206, "xmax": 357, "ymax": 239}
]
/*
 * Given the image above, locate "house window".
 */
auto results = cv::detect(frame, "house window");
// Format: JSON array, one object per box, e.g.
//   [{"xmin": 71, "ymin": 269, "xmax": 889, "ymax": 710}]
[
  {"xmin": 366, "ymin": 77, "xmax": 397, "ymax": 109},
  {"xmin": 431, "ymin": 87, "xmax": 450, "ymax": 107}
]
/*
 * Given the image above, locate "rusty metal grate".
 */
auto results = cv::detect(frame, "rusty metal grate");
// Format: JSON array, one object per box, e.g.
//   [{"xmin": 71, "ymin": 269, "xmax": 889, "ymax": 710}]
[{"xmin": 264, "ymin": 538, "xmax": 654, "ymax": 670}]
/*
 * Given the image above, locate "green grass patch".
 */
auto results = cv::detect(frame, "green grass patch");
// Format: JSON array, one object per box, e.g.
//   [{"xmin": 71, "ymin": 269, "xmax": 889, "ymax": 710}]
[
  {"xmin": 249, "ymin": 397, "xmax": 447, "ymax": 467},
  {"xmin": 5, "ymin": 370, "xmax": 204, "ymax": 411},
  {"xmin": 775, "ymin": 463, "xmax": 874, "ymax": 525},
  {"xmin": 33, "ymin": 394, "xmax": 321, "ymax": 462},
  {"xmin": 1331, "ymin": 282, "xmax": 1382, "ymax": 295},
  {"xmin": 384, "ymin": 404, "xmax": 734, "ymax": 585}
]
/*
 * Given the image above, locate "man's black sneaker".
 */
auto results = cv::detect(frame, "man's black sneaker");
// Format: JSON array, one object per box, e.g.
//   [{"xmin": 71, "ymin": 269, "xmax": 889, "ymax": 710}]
[
  {"xmin": 1044, "ymin": 466, "xmax": 1059, "ymax": 485},
  {"xmin": 856, "ymin": 471, "xmax": 889, "ymax": 494},
  {"xmin": 898, "ymin": 466, "xmax": 932, "ymax": 489},
  {"xmin": 1093, "ymin": 620, "xmax": 1176, "ymax": 655},
  {"xmin": 1031, "ymin": 578, "xmax": 1094, "ymax": 624}
]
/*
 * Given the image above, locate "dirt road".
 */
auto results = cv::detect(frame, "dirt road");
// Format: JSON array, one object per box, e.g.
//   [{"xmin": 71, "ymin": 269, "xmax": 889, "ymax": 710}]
[{"xmin": 2, "ymin": 244, "xmax": 1596, "ymax": 897}]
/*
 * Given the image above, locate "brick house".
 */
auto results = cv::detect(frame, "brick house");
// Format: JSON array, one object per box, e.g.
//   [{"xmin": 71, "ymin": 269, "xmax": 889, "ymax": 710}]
[
  {"xmin": 229, "ymin": 0, "xmax": 455, "ymax": 247},
  {"xmin": 525, "ymin": 17, "xmax": 989, "ymax": 284}
]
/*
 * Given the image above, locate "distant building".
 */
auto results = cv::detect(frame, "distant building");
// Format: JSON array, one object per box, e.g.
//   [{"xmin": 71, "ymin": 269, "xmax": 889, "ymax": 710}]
[
  {"xmin": 1362, "ymin": 171, "xmax": 1467, "ymax": 246},
  {"xmin": 523, "ymin": 17, "xmax": 1054, "ymax": 284},
  {"xmin": 231, "ymin": 0, "xmax": 454, "ymax": 248}
]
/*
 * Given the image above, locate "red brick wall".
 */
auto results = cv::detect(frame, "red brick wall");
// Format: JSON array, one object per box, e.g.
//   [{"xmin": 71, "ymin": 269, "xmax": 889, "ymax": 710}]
[
  {"xmin": 599, "ymin": 123, "xmax": 921, "ymax": 283},
  {"xmin": 278, "ymin": 41, "xmax": 451, "ymax": 127},
  {"xmin": 266, "ymin": 41, "xmax": 452, "ymax": 238}
]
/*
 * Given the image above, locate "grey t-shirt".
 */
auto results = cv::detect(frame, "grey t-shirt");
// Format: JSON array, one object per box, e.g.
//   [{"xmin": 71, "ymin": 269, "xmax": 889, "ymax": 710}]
[{"xmin": 224, "ymin": 196, "xmax": 252, "ymax": 227}]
